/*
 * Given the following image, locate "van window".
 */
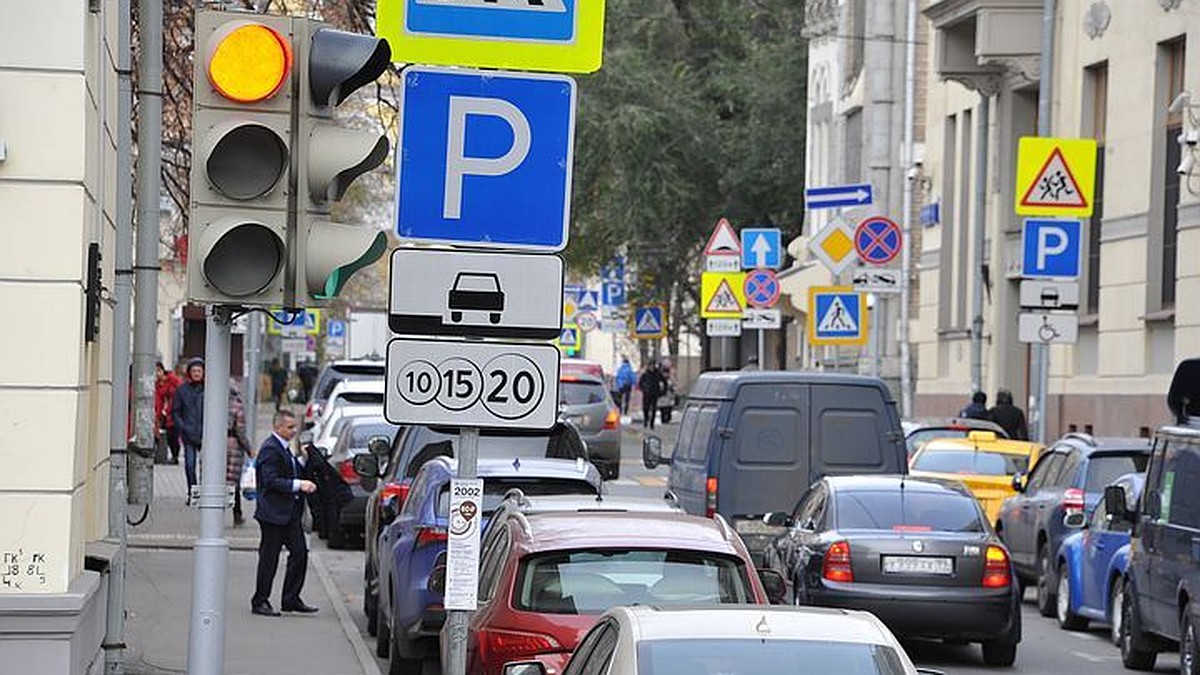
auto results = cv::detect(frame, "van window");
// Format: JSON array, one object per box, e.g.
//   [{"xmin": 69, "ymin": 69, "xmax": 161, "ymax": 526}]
[
  {"xmin": 1164, "ymin": 443, "xmax": 1200, "ymax": 529},
  {"xmin": 736, "ymin": 408, "xmax": 800, "ymax": 465},
  {"xmin": 688, "ymin": 406, "xmax": 719, "ymax": 462},
  {"xmin": 673, "ymin": 405, "xmax": 700, "ymax": 462},
  {"xmin": 816, "ymin": 409, "xmax": 885, "ymax": 468}
]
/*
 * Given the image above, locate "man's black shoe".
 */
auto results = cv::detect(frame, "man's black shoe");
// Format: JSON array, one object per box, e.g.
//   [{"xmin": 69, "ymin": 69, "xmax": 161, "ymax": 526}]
[
  {"xmin": 281, "ymin": 601, "xmax": 319, "ymax": 613},
  {"xmin": 251, "ymin": 602, "xmax": 280, "ymax": 617}
]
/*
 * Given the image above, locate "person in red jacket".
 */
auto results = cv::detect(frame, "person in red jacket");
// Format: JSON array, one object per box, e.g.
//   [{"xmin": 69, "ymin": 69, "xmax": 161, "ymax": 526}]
[{"xmin": 155, "ymin": 361, "xmax": 183, "ymax": 464}]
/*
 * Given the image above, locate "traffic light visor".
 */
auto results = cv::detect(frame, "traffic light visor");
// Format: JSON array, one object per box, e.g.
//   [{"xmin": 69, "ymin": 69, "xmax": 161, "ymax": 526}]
[
  {"xmin": 306, "ymin": 222, "xmax": 387, "ymax": 299},
  {"xmin": 199, "ymin": 219, "xmax": 285, "ymax": 297},
  {"xmin": 208, "ymin": 22, "xmax": 293, "ymax": 103}
]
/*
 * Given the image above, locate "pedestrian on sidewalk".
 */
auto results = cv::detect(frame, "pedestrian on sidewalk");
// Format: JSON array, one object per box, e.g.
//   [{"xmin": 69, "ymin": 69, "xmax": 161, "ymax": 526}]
[
  {"xmin": 269, "ymin": 359, "xmax": 288, "ymax": 411},
  {"xmin": 226, "ymin": 384, "xmax": 254, "ymax": 527},
  {"xmin": 155, "ymin": 361, "xmax": 182, "ymax": 464},
  {"xmin": 658, "ymin": 361, "xmax": 676, "ymax": 425},
  {"xmin": 172, "ymin": 357, "xmax": 205, "ymax": 501},
  {"xmin": 638, "ymin": 362, "xmax": 664, "ymax": 430},
  {"xmin": 989, "ymin": 389, "xmax": 1029, "ymax": 440},
  {"xmin": 959, "ymin": 390, "xmax": 991, "ymax": 421},
  {"xmin": 251, "ymin": 410, "xmax": 319, "ymax": 617},
  {"xmin": 615, "ymin": 357, "xmax": 636, "ymax": 415}
]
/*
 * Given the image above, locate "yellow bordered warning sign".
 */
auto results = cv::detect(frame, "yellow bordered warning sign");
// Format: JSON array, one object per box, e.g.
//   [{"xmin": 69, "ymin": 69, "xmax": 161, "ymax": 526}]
[
  {"xmin": 700, "ymin": 272, "xmax": 746, "ymax": 319},
  {"xmin": 1015, "ymin": 137, "xmax": 1097, "ymax": 217}
]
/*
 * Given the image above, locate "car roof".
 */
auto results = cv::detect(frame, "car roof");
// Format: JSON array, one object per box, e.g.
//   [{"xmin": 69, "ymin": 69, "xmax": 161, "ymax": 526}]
[
  {"xmin": 419, "ymin": 456, "xmax": 600, "ymax": 483},
  {"xmin": 918, "ymin": 434, "xmax": 1041, "ymax": 456},
  {"xmin": 329, "ymin": 358, "xmax": 385, "ymax": 368},
  {"xmin": 824, "ymin": 474, "xmax": 975, "ymax": 497},
  {"xmin": 498, "ymin": 494, "xmax": 683, "ymax": 514},
  {"xmin": 519, "ymin": 512, "xmax": 740, "ymax": 553},
  {"xmin": 1054, "ymin": 434, "xmax": 1153, "ymax": 454},
  {"xmin": 329, "ymin": 378, "xmax": 385, "ymax": 395},
  {"xmin": 615, "ymin": 606, "xmax": 895, "ymax": 644},
  {"xmin": 902, "ymin": 417, "xmax": 1007, "ymax": 434},
  {"xmin": 690, "ymin": 370, "xmax": 891, "ymax": 400}
]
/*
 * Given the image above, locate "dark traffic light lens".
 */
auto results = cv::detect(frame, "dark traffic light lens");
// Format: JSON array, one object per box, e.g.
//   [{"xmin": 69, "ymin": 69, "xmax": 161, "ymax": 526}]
[
  {"xmin": 203, "ymin": 222, "xmax": 284, "ymax": 297},
  {"xmin": 207, "ymin": 124, "xmax": 288, "ymax": 200}
]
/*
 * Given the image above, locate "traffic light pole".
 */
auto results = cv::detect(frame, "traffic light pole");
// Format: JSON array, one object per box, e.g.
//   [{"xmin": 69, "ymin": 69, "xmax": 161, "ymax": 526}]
[
  {"xmin": 187, "ymin": 307, "xmax": 234, "ymax": 675},
  {"xmin": 444, "ymin": 427, "xmax": 479, "ymax": 675}
]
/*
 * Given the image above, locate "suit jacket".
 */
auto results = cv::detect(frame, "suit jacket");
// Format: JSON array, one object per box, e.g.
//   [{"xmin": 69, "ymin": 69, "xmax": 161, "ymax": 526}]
[{"xmin": 254, "ymin": 435, "xmax": 308, "ymax": 526}]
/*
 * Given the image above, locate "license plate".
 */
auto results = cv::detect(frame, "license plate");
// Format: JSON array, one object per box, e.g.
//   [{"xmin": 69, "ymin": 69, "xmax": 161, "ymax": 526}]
[{"xmin": 882, "ymin": 556, "xmax": 953, "ymax": 575}]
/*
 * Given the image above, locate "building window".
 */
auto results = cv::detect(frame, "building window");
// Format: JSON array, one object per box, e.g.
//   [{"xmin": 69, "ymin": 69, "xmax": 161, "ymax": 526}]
[
  {"xmin": 938, "ymin": 113, "xmax": 957, "ymax": 331},
  {"xmin": 1084, "ymin": 63, "xmax": 1108, "ymax": 314},
  {"xmin": 957, "ymin": 109, "xmax": 973, "ymax": 327},
  {"xmin": 844, "ymin": 109, "xmax": 863, "ymax": 183},
  {"xmin": 1161, "ymin": 38, "xmax": 1185, "ymax": 308}
]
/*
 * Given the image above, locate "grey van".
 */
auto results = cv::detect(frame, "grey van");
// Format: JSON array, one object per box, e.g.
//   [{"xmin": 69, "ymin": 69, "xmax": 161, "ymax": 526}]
[{"xmin": 643, "ymin": 371, "xmax": 906, "ymax": 561}]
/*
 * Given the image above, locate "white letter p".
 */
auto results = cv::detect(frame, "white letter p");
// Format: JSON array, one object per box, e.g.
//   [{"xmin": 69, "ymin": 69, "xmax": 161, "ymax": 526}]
[{"xmin": 444, "ymin": 96, "xmax": 532, "ymax": 220}]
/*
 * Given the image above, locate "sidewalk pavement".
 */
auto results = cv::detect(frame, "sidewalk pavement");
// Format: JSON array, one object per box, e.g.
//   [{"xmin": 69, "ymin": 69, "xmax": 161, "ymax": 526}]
[{"xmin": 124, "ymin": 405, "xmax": 375, "ymax": 675}]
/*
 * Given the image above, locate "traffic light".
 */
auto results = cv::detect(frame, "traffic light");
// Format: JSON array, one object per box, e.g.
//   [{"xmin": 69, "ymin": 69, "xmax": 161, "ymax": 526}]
[
  {"xmin": 188, "ymin": 13, "xmax": 293, "ymax": 305},
  {"xmin": 291, "ymin": 22, "xmax": 390, "ymax": 307},
  {"xmin": 188, "ymin": 10, "xmax": 390, "ymax": 308}
]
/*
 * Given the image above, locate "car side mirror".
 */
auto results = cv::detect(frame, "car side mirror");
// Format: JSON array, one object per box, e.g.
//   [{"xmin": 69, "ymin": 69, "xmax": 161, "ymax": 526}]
[
  {"xmin": 427, "ymin": 563, "xmax": 447, "ymax": 595},
  {"xmin": 643, "ymin": 435, "xmax": 667, "ymax": 469},
  {"xmin": 1063, "ymin": 511, "xmax": 1087, "ymax": 529},
  {"xmin": 1011, "ymin": 473, "xmax": 1026, "ymax": 493},
  {"xmin": 504, "ymin": 664, "xmax": 547, "ymax": 675},
  {"xmin": 763, "ymin": 512, "xmax": 793, "ymax": 528},
  {"xmin": 353, "ymin": 454, "xmax": 380, "ymax": 479},
  {"xmin": 757, "ymin": 568, "xmax": 788, "ymax": 604},
  {"xmin": 368, "ymin": 436, "xmax": 391, "ymax": 458},
  {"xmin": 1105, "ymin": 485, "xmax": 1132, "ymax": 523}
]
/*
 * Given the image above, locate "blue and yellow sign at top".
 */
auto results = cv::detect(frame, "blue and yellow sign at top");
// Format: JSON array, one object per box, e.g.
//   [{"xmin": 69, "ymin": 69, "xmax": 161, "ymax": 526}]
[{"xmin": 377, "ymin": 0, "xmax": 606, "ymax": 73}]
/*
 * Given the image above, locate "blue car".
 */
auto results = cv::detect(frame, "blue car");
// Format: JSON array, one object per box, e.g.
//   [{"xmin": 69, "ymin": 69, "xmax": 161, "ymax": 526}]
[
  {"xmin": 1053, "ymin": 472, "xmax": 1144, "ymax": 641},
  {"xmin": 374, "ymin": 456, "xmax": 602, "ymax": 674}
]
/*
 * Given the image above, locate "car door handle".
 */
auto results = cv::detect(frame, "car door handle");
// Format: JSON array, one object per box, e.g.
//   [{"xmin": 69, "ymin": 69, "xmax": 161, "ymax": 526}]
[{"xmin": 1095, "ymin": 542, "xmax": 1106, "ymax": 550}]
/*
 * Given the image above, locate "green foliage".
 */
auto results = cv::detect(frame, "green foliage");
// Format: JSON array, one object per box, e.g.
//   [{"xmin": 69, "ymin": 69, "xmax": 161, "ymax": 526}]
[{"xmin": 568, "ymin": 0, "xmax": 807, "ymax": 342}]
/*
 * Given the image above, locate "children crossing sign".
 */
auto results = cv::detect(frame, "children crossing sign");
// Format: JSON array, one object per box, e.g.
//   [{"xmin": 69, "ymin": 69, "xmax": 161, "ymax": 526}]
[
  {"xmin": 700, "ymin": 272, "xmax": 746, "ymax": 319},
  {"xmin": 808, "ymin": 287, "xmax": 867, "ymax": 346},
  {"xmin": 1015, "ymin": 137, "xmax": 1097, "ymax": 217}
]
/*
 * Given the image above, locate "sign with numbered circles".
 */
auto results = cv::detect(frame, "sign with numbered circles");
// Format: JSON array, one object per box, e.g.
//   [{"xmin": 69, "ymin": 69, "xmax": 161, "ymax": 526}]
[{"xmin": 385, "ymin": 338, "xmax": 561, "ymax": 430}]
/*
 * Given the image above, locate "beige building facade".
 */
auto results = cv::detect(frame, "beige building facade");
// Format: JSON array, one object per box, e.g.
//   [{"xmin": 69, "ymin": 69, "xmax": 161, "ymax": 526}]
[
  {"xmin": 916, "ymin": 0, "xmax": 1199, "ymax": 436},
  {"xmin": 0, "ymin": 0, "xmax": 121, "ymax": 670}
]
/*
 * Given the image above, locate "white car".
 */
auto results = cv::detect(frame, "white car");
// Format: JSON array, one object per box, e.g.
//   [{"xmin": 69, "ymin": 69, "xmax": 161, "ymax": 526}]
[
  {"xmin": 308, "ymin": 403, "xmax": 383, "ymax": 456},
  {"xmin": 506, "ymin": 605, "xmax": 933, "ymax": 675},
  {"xmin": 309, "ymin": 378, "xmax": 384, "ymax": 441}
]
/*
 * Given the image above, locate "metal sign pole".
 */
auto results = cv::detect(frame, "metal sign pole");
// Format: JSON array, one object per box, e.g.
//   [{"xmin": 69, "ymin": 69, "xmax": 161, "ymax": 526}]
[
  {"xmin": 187, "ymin": 306, "xmax": 233, "ymax": 675},
  {"xmin": 444, "ymin": 427, "xmax": 480, "ymax": 675},
  {"xmin": 1029, "ymin": 0, "xmax": 1057, "ymax": 443},
  {"xmin": 758, "ymin": 328, "xmax": 765, "ymax": 369}
]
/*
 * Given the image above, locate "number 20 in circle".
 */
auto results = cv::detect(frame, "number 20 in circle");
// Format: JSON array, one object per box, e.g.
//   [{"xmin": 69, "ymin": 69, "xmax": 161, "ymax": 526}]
[
  {"xmin": 397, "ymin": 359, "xmax": 440, "ymax": 406},
  {"xmin": 482, "ymin": 353, "xmax": 545, "ymax": 420}
]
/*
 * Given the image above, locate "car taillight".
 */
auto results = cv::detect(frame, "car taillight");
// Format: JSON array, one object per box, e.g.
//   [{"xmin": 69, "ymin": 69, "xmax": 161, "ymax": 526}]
[
  {"xmin": 415, "ymin": 526, "xmax": 447, "ymax": 548},
  {"xmin": 479, "ymin": 629, "xmax": 561, "ymax": 665},
  {"xmin": 822, "ymin": 541, "xmax": 854, "ymax": 583},
  {"xmin": 305, "ymin": 401, "xmax": 320, "ymax": 421},
  {"xmin": 1062, "ymin": 488, "xmax": 1085, "ymax": 512},
  {"xmin": 983, "ymin": 545, "xmax": 1011, "ymax": 588},
  {"xmin": 380, "ymin": 482, "xmax": 410, "ymax": 510},
  {"xmin": 602, "ymin": 408, "xmax": 619, "ymax": 430},
  {"xmin": 705, "ymin": 477, "xmax": 718, "ymax": 518},
  {"xmin": 337, "ymin": 460, "xmax": 360, "ymax": 485}
]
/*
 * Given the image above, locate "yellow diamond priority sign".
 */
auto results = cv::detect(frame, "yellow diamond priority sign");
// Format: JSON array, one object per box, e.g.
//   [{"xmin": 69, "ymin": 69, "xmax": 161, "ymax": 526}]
[
  {"xmin": 808, "ymin": 217, "xmax": 857, "ymax": 275},
  {"xmin": 1015, "ymin": 137, "xmax": 1097, "ymax": 217}
]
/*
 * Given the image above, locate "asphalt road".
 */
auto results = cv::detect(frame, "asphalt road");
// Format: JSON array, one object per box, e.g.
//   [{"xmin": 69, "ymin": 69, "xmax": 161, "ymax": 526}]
[{"xmin": 313, "ymin": 423, "xmax": 1179, "ymax": 675}]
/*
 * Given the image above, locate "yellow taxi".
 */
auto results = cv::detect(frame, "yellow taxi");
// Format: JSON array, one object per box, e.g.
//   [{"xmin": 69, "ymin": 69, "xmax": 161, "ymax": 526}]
[{"xmin": 908, "ymin": 430, "xmax": 1043, "ymax": 524}]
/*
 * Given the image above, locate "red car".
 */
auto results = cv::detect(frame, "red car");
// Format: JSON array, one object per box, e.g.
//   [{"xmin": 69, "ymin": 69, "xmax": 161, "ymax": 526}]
[{"xmin": 461, "ymin": 511, "xmax": 773, "ymax": 675}]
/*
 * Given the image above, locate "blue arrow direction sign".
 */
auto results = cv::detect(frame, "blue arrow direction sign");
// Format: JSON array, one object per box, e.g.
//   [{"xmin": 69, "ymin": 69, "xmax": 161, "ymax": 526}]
[
  {"xmin": 804, "ymin": 183, "xmax": 874, "ymax": 210},
  {"xmin": 396, "ymin": 67, "xmax": 577, "ymax": 251},
  {"xmin": 740, "ymin": 228, "xmax": 782, "ymax": 270}
]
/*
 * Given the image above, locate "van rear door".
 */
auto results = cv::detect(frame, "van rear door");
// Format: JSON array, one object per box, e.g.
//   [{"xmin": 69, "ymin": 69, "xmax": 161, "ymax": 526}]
[
  {"xmin": 717, "ymin": 383, "xmax": 811, "ymax": 519},
  {"xmin": 811, "ymin": 383, "xmax": 905, "ymax": 482},
  {"xmin": 668, "ymin": 402, "xmax": 720, "ymax": 516}
]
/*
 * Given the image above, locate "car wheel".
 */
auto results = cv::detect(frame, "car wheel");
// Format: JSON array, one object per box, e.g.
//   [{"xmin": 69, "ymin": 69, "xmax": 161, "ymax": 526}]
[
  {"xmin": 608, "ymin": 462, "xmax": 620, "ymax": 481},
  {"xmin": 389, "ymin": 627, "xmax": 422, "ymax": 675},
  {"xmin": 981, "ymin": 640, "xmax": 1017, "ymax": 667},
  {"xmin": 1120, "ymin": 583, "xmax": 1157, "ymax": 671},
  {"xmin": 1056, "ymin": 565, "xmax": 1088, "ymax": 630},
  {"xmin": 1183, "ymin": 606, "xmax": 1199, "ymax": 675},
  {"xmin": 1108, "ymin": 577, "xmax": 1124, "ymax": 646},
  {"xmin": 375, "ymin": 595, "xmax": 391, "ymax": 659},
  {"xmin": 1036, "ymin": 544, "xmax": 1057, "ymax": 617}
]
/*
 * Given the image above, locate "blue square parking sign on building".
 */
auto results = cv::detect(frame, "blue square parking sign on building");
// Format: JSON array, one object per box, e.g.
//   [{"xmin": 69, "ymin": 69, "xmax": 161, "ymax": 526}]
[
  {"xmin": 1021, "ymin": 218, "xmax": 1082, "ymax": 278},
  {"xmin": 396, "ymin": 66, "xmax": 577, "ymax": 252}
]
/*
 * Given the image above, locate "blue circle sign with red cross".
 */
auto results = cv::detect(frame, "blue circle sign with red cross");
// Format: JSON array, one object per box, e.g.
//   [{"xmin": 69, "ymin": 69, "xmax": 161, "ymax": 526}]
[
  {"xmin": 854, "ymin": 216, "xmax": 903, "ymax": 265},
  {"xmin": 744, "ymin": 269, "xmax": 781, "ymax": 309}
]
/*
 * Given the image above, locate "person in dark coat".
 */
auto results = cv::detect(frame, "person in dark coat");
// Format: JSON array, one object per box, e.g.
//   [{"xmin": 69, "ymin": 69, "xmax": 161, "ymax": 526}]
[
  {"xmin": 989, "ymin": 389, "xmax": 1029, "ymax": 440},
  {"xmin": 172, "ymin": 357, "xmax": 206, "ymax": 501},
  {"xmin": 959, "ymin": 390, "xmax": 991, "ymax": 421},
  {"xmin": 297, "ymin": 359, "xmax": 319, "ymax": 403},
  {"xmin": 638, "ymin": 363, "xmax": 664, "ymax": 430},
  {"xmin": 226, "ymin": 385, "xmax": 253, "ymax": 526},
  {"xmin": 251, "ymin": 410, "xmax": 319, "ymax": 616},
  {"xmin": 269, "ymin": 359, "xmax": 289, "ymax": 411}
]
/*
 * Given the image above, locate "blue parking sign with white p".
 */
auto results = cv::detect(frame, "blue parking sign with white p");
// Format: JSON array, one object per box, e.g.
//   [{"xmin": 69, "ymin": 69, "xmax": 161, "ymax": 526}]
[
  {"xmin": 602, "ymin": 280, "xmax": 626, "ymax": 307},
  {"xmin": 1022, "ymin": 218, "xmax": 1082, "ymax": 278},
  {"xmin": 396, "ymin": 67, "xmax": 577, "ymax": 251}
]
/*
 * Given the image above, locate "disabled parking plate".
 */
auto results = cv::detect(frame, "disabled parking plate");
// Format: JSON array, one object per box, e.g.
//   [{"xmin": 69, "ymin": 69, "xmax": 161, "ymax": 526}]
[{"xmin": 882, "ymin": 556, "xmax": 953, "ymax": 576}]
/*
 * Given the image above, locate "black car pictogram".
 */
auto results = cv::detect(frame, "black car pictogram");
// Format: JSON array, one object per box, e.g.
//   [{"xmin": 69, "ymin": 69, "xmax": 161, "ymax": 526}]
[{"xmin": 448, "ymin": 272, "xmax": 505, "ymax": 324}]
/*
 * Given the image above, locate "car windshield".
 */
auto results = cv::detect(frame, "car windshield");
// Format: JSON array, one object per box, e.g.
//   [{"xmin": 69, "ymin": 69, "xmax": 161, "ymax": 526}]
[
  {"xmin": 835, "ymin": 489, "xmax": 985, "ymax": 533},
  {"xmin": 906, "ymin": 428, "xmax": 973, "ymax": 454},
  {"xmin": 515, "ymin": 549, "xmax": 752, "ymax": 614},
  {"xmin": 911, "ymin": 449, "xmax": 1028, "ymax": 476},
  {"xmin": 637, "ymin": 639, "xmax": 909, "ymax": 675},
  {"xmin": 349, "ymin": 422, "xmax": 399, "ymax": 449},
  {"xmin": 1085, "ymin": 454, "xmax": 1149, "ymax": 492},
  {"xmin": 560, "ymin": 381, "xmax": 607, "ymax": 406},
  {"xmin": 315, "ymin": 365, "xmax": 384, "ymax": 401},
  {"xmin": 435, "ymin": 478, "xmax": 598, "ymax": 517}
]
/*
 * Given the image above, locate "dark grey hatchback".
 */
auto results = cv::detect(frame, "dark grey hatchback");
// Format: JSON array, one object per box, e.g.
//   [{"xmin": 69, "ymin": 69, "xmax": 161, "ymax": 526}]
[{"xmin": 761, "ymin": 475, "xmax": 1021, "ymax": 667}]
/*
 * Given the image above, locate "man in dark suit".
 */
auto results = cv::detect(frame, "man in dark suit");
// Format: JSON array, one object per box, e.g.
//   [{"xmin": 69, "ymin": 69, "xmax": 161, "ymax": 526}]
[{"xmin": 251, "ymin": 410, "xmax": 320, "ymax": 616}]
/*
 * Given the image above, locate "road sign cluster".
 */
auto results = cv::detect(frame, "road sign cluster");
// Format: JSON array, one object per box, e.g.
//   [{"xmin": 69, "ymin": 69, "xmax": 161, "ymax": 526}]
[{"xmin": 699, "ymin": 219, "xmax": 784, "ymax": 338}]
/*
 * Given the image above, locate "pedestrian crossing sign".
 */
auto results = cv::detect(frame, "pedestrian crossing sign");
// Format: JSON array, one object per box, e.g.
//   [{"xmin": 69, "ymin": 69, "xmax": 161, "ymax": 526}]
[
  {"xmin": 559, "ymin": 324, "xmax": 579, "ymax": 348},
  {"xmin": 633, "ymin": 305, "xmax": 667, "ymax": 339},
  {"xmin": 808, "ymin": 287, "xmax": 867, "ymax": 346},
  {"xmin": 1015, "ymin": 137, "xmax": 1096, "ymax": 217},
  {"xmin": 700, "ymin": 272, "xmax": 746, "ymax": 319}
]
